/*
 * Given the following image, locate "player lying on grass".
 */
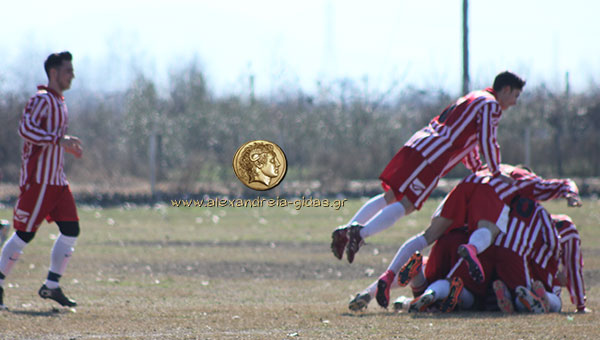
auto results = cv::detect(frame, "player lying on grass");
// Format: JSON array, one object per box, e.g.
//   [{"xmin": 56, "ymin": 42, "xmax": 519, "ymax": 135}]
[
  {"xmin": 348, "ymin": 164, "xmax": 580, "ymax": 311},
  {"xmin": 395, "ymin": 208, "xmax": 587, "ymax": 314}
]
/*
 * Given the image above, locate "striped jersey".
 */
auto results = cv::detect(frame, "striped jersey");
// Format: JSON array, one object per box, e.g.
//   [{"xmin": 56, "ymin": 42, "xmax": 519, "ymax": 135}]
[
  {"xmin": 18, "ymin": 86, "xmax": 69, "ymax": 186},
  {"xmin": 405, "ymin": 88, "xmax": 502, "ymax": 176},
  {"xmin": 494, "ymin": 197, "xmax": 560, "ymax": 272},
  {"xmin": 552, "ymin": 214, "xmax": 586, "ymax": 310},
  {"xmin": 471, "ymin": 164, "xmax": 579, "ymax": 205}
]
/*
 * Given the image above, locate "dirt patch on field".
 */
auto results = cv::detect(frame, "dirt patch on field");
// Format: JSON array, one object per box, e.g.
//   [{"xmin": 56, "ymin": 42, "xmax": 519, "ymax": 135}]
[
  {"xmin": 96, "ymin": 239, "xmax": 398, "ymax": 281},
  {"xmin": 94, "ymin": 239, "xmax": 600, "ymax": 286}
]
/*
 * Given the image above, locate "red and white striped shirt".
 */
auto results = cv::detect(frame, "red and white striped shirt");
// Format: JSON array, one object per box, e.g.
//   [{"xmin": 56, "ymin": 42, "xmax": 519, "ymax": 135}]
[
  {"xmin": 18, "ymin": 86, "xmax": 69, "ymax": 186},
  {"xmin": 405, "ymin": 88, "xmax": 502, "ymax": 176},
  {"xmin": 473, "ymin": 164, "xmax": 579, "ymax": 206},
  {"xmin": 552, "ymin": 214, "xmax": 586, "ymax": 310},
  {"xmin": 494, "ymin": 198, "xmax": 560, "ymax": 271}
]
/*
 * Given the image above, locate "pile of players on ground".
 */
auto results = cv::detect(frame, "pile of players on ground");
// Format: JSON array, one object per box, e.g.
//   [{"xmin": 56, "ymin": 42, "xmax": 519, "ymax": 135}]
[{"xmin": 332, "ymin": 164, "xmax": 588, "ymax": 314}]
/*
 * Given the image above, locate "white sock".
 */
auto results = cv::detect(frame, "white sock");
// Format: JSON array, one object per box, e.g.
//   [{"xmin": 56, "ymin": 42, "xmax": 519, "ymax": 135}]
[
  {"xmin": 427, "ymin": 279, "xmax": 450, "ymax": 300},
  {"xmin": 44, "ymin": 234, "xmax": 77, "ymax": 288},
  {"xmin": 388, "ymin": 235, "xmax": 428, "ymax": 273},
  {"xmin": 545, "ymin": 292, "xmax": 562, "ymax": 312},
  {"xmin": 514, "ymin": 296, "xmax": 527, "ymax": 312},
  {"xmin": 349, "ymin": 194, "xmax": 387, "ymax": 225},
  {"xmin": 409, "ymin": 270, "xmax": 428, "ymax": 293},
  {"xmin": 458, "ymin": 287, "xmax": 475, "ymax": 309},
  {"xmin": 468, "ymin": 228, "xmax": 492, "ymax": 254},
  {"xmin": 360, "ymin": 202, "xmax": 406, "ymax": 239},
  {"xmin": 0, "ymin": 233, "xmax": 27, "ymax": 287}
]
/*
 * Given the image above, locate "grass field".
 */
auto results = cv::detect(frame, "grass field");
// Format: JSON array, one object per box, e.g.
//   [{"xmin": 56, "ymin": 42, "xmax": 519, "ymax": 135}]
[{"xmin": 0, "ymin": 198, "xmax": 598, "ymax": 339}]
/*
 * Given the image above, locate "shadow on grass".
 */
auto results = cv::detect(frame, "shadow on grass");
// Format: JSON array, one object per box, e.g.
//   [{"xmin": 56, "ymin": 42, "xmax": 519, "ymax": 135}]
[
  {"xmin": 340, "ymin": 310, "xmax": 573, "ymax": 319},
  {"xmin": 8, "ymin": 307, "xmax": 72, "ymax": 317}
]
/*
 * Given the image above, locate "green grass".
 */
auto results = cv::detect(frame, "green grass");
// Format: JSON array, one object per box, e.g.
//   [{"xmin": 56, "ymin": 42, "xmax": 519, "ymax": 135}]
[{"xmin": 0, "ymin": 198, "xmax": 598, "ymax": 339}]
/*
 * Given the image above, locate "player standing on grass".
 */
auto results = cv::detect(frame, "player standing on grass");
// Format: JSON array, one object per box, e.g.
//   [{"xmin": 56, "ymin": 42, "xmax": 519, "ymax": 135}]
[
  {"xmin": 331, "ymin": 71, "xmax": 526, "ymax": 264},
  {"xmin": 0, "ymin": 51, "xmax": 82, "ymax": 309}
]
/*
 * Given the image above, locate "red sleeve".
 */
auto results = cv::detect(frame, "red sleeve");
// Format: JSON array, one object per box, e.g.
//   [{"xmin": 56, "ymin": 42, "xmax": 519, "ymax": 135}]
[
  {"xmin": 562, "ymin": 236, "xmax": 586, "ymax": 310},
  {"xmin": 18, "ymin": 96, "xmax": 61, "ymax": 145},
  {"xmin": 477, "ymin": 101, "xmax": 501, "ymax": 176},
  {"xmin": 531, "ymin": 178, "xmax": 579, "ymax": 201}
]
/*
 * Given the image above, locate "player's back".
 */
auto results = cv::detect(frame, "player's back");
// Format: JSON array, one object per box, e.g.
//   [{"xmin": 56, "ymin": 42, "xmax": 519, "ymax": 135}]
[{"xmin": 405, "ymin": 89, "xmax": 499, "ymax": 168}]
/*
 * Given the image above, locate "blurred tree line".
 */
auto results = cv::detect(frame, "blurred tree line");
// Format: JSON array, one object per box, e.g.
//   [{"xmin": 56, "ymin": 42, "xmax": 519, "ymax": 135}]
[{"xmin": 1, "ymin": 62, "xmax": 599, "ymax": 195}]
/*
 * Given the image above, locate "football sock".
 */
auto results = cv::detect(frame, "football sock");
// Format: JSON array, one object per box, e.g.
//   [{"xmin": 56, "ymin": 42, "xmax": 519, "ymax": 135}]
[
  {"xmin": 458, "ymin": 287, "xmax": 475, "ymax": 309},
  {"xmin": 360, "ymin": 202, "xmax": 406, "ymax": 239},
  {"xmin": 514, "ymin": 295, "xmax": 527, "ymax": 312},
  {"xmin": 409, "ymin": 270, "xmax": 428, "ymax": 294},
  {"xmin": 0, "ymin": 233, "xmax": 27, "ymax": 287},
  {"xmin": 44, "ymin": 234, "xmax": 77, "ymax": 288},
  {"xmin": 468, "ymin": 228, "xmax": 493, "ymax": 254},
  {"xmin": 348, "ymin": 194, "xmax": 386, "ymax": 225},
  {"xmin": 545, "ymin": 292, "xmax": 562, "ymax": 312},
  {"xmin": 387, "ymin": 235, "xmax": 428, "ymax": 273},
  {"xmin": 427, "ymin": 279, "xmax": 450, "ymax": 300}
]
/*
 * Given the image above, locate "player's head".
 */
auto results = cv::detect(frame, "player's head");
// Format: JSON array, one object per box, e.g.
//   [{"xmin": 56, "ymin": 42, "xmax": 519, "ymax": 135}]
[
  {"xmin": 493, "ymin": 71, "xmax": 525, "ymax": 110},
  {"xmin": 44, "ymin": 51, "xmax": 74, "ymax": 92}
]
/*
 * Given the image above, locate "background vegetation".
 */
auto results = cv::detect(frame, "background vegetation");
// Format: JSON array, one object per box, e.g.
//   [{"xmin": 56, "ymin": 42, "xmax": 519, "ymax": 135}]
[{"xmin": 1, "ymin": 62, "xmax": 600, "ymax": 200}]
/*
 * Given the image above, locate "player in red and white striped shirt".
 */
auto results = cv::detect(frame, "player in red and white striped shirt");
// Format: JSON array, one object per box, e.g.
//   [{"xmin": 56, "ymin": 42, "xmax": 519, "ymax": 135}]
[
  {"xmin": 0, "ymin": 52, "xmax": 82, "ymax": 309},
  {"xmin": 332, "ymin": 71, "xmax": 526, "ymax": 265},
  {"xmin": 349, "ymin": 164, "xmax": 580, "ymax": 310},
  {"xmin": 475, "ymin": 164, "xmax": 581, "ymax": 208},
  {"xmin": 550, "ymin": 214, "xmax": 587, "ymax": 312}
]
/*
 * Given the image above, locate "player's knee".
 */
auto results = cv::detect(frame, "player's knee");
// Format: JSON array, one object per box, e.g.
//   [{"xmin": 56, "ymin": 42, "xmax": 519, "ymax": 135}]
[
  {"xmin": 16, "ymin": 230, "xmax": 36, "ymax": 243},
  {"xmin": 57, "ymin": 221, "xmax": 80, "ymax": 237}
]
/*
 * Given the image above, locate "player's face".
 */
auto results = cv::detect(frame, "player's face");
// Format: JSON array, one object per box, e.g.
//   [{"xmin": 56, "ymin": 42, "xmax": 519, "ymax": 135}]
[
  {"xmin": 498, "ymin": 87, "xmax": 521, "ymax": 110},
  {"xmin": 55, "ymin": 60, "xmax": 75, "ymax": 91},
  {"xmin": 261, "ymin": 153, "xmax": 280, "ymax": 177}
]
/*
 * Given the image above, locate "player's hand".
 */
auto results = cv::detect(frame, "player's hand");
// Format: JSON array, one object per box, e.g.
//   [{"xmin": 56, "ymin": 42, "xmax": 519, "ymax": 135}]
[
  {"xmin": 567, "ymin": 195, "xmax": 582, "ymax": 207},
  {"xmin": 60, "ymin": 135, "xmax": 83, "ymax": 158}
]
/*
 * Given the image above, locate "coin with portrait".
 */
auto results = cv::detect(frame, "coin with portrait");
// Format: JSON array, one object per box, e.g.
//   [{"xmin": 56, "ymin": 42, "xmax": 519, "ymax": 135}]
[{"xmin": 233, "ymin": 140, "xmax": 287, "ymax": 191}]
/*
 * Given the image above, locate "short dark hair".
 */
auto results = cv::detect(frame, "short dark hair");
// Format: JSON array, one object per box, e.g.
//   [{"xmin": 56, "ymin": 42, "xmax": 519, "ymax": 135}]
[
  {"xmin": 44, "ymin": 51, "xmax": 72, "ymax": 78},
  {"xmin": 492, "ymin": 71, "xmax": 526, "ymax": 92}
]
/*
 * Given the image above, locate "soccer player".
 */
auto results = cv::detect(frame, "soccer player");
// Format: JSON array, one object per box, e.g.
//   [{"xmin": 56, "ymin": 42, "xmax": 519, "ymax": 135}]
[
  {"xmin": 332, "ymin": 71, "xmax": 526, "ymax": 264},
  {"xmin": 526, "ymin": 214, "xmax": 589, "ymax": 313},
  {"xmin": 350, "ymin": 164, "xmax": 580, "ymax": 310},
  {"xmin": 483, "ymin": 197, "xmax": 559, "ymax": 314},
  {"xmin": 0, "ymin": 52, "xmax": 82, "ymax": 310}
]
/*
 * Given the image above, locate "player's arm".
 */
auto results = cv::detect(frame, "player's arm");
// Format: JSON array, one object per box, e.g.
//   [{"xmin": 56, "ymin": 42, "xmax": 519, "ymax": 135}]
[
  {"xmin": 531, "ymin": 178, "xmax": 581, "ymax": 207},
  {"xmin": 461, "ymin": 147, "xmax": 482, "ymax": 172},
  {"xmin": 18, "ymin": 96, "xmax": 61, "ymax": 145},
  {"xmin": 477, "ymin": 102, "xmax": 504, "ymax": 178},
  {"xmin": 562, "ymin": 236, "xmax": 587, "ymax": 312}
]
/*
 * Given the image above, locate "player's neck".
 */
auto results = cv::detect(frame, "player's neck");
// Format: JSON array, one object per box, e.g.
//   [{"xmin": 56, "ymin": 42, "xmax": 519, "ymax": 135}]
[{"xmin": 46, "ymin": 81, "xmax": 64, "ymax": 97}]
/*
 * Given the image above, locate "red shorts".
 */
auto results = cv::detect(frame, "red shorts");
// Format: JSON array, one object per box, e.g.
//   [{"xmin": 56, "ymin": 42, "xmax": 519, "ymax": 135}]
[
  {"xmin": 439, "ymin": 182, "xmax": 509, "ymax": 234},
  {"xmin": 379, "ymin": 147, "xmax": 439, "ymax": 210},
  {"xmin": 529, "ymin": 258, "xmax": 561, "ymax": 293},
  {"xmin": 13, "ymin": 182, "xmax": 79, "ymax": 233},
  {"xmin": 424, "ymin": 228, "xmax": 469, "ymax": 284},
  {"xmin": 453, "ymin": 246, "xmax": 495, "ymax": 297}
]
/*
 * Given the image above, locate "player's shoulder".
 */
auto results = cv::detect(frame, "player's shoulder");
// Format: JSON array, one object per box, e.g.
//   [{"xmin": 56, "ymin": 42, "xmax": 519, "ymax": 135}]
[
  {"xmin": 30, "ymin": 89, "xmax": 53, "ymax": 104},
  {"xmin": 469, "ymin": 90, "xmax": 499, "ymax": 107}
]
